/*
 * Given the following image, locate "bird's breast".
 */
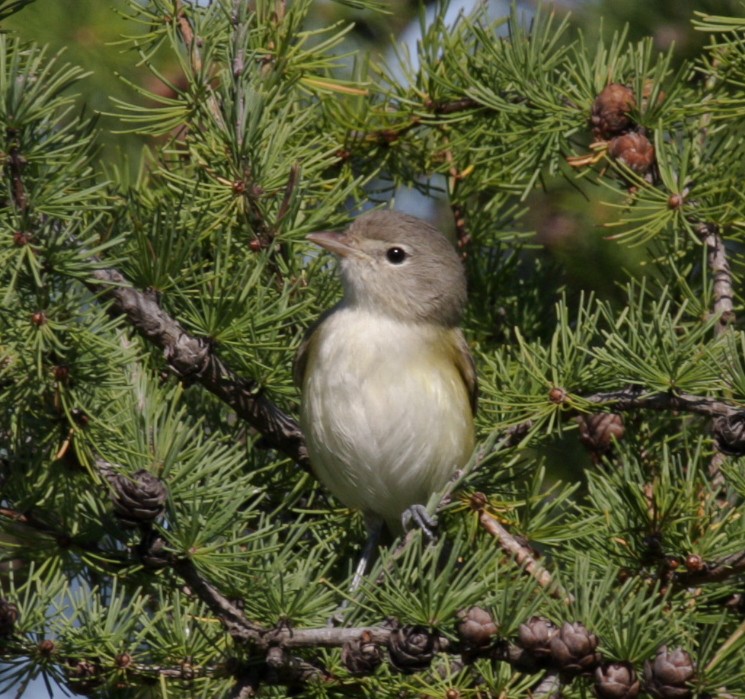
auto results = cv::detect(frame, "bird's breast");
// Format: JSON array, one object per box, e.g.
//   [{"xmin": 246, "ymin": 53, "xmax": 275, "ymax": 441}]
[{"xmin": 300, "ymin": 308, "xmax": 474, "ymax": 529}]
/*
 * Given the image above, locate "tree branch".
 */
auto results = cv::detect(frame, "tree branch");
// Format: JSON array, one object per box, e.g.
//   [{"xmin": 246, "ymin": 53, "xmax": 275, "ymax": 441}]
[
  {"xmin": 7, "ymin": 142, "xmax": 28, "ymax": 214},
  {"xmin": 229, "ymin": 670, "xmax": 261, "ymax": 699},
  {"xmin": 172, "ymin": 554, "xmax": 403, "ymax": 651},
  {"xmin": 699, "ymin": 223, "xmax": 736, "ymax": 484},
  {"xmin": 581, "ymin": 387, "xmax": 741, "ymax": 418},
  {"xmin": 494, "ymin": 387, "xmax": 743, "ymax": 444},
  {"xmin": 676, "ymin": 549, "xmax": 745, "ymax": 586},
  {"xmin": 472, "ymin": 494, "xmax": 571, "ymax": 603},
  {"xmin": 700, "ymin": 223, "xmax": 736, "ymax": 334},
  {"xmin": 87, "ymin": 266, "xmax": 308, "ymax": 467},
  {"xmin": 531, "ymin": 671, "xmax": 562, "ymax": 699},
  {"xmin": 425, "ymin": 97, "xmax": 481, "ymax": 115}
]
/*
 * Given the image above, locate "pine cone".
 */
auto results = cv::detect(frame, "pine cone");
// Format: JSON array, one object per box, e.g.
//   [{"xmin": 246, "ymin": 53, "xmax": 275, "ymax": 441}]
[
  {"xmin": 549, "ymin": 621, "xmax": 601, "ymax": 675},
  {"xmin": 643, "ymin": 646, "xmax": 695, "ymax": 699},
  {"xmin": 591, "ymin": 83, "xmax": 636, "ymax": 138},
  {"xmin": 341, "ymin": 631, "xmax": 383, "ymax": 676},
  {"xmin": 456, "ymin": 606, "xmax": 498, "ymax": 656},
  {"xmin": 0, "ymin": 599, "xmax": 19, "ymax": 636},
  {"xmin": 608, "ymin": 132, "xmax": 655, "ymax": 175},
  {"xmin": 111, "ymin": 470, "xmax": 168, "ymax": 528},
  {"xmin": 137, "ymin": 531, "xmax": 172, "ymax": 569},
  {"xmin": 387, "ymin": 624, "xmax": 440, "ymax": 674},
  {"xmin": 712, "ymin": 413, "xmax": 745, "ymax": 455},
  {"xmin": 66, "ymin": 658, "xmax": 102, "ymax": 696},
  {"xmin": 518, "ymin": 616, "xmax": 558, "ymax": 660},
  {"xmin": 595, "ymin": 662, "xmax": 641, "ymax": 699},
  {"xmin": 578, "ymin": 413, "xmax": 625, "ymax": 454}
]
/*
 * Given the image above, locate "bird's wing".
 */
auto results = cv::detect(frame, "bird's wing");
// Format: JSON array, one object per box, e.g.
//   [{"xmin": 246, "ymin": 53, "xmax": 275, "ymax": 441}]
[
  {"xmin": 451, "ymin": 329, "xmax": 478, "ymax": 416},
  {"xmin": 293, "ymin": 307, "xmax": 336, "ymax": 388}
]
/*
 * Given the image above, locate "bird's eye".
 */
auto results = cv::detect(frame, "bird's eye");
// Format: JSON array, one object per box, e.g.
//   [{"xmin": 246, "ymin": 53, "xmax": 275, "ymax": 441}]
[{"xmin": 385, "ymin": 247, "xmax": 408, "ymax": 264}]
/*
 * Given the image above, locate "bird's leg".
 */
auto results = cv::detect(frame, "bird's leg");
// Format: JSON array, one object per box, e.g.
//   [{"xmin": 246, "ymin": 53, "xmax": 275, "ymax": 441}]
[
  {"xmin": 401, "ymin": 504, "xmax": 438, "ymax": 541},
  {"xmin": 329, "ymin": 515, "xmax": 383, "ymax": 626},
  {"xmin": 351, "ymin": 514, "xmax": 384, "ymax": 592}
]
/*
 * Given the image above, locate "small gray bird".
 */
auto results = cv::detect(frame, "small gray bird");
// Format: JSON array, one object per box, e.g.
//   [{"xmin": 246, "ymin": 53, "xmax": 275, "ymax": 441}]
[{"xmin": 295, "ymin": 210, "xmax": 477, "ymax": 559}]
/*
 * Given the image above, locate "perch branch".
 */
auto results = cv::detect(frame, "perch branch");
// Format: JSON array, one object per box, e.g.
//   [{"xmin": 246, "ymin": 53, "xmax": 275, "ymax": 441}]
[
  {"xmin": 676, "ymin": 549, "xmax": 745, "ymax": 586},
  {"xmin": 581, "ymin": 387, "xmax": 741, "ymax": 418},
  {"xmin": 699, "ymin": 223, "xmax": 736, "ymax": 334},
  {"xmin": 86, "ymin": 266, "xmax": 308, "ymax": 467},
  {"xmin": 698, "ymin": 222, "xmax": 736, "ymax": 484},
  {"xmin": 531, "ymin": 671, "xmax": 562, "ymax": 699},
  {"xmin": 474, "ymin": 496, "xmax": 571, "ymax": 603}
]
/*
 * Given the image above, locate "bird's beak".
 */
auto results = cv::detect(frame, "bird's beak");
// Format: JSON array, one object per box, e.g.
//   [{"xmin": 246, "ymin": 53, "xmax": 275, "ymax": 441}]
[{"xmin": 307, "ymin": 231, "xmax": 356, "ymax": 258}]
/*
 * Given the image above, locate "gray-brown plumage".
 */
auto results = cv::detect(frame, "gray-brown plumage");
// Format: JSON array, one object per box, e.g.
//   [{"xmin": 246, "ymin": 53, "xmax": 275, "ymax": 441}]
[{"xmin": 296, "ymin": 209, "xmax": 476, "ymax": 534}]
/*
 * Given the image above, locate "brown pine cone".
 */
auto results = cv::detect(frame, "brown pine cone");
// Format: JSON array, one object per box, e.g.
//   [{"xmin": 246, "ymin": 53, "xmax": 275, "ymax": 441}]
[
  {"xmin": 518, "ymin": 616, "xmax": 558, "ymax": 660},
  {"xmin": 341, "ymin": 631, "xmax": 383, "ymax": 676},
  {"xmin": 387, "ymin": 624, "xmax": 440, "ymax": 674},
  {"xmin": 65, "ymin": 658, "xmax": 103, "ymax": 696},
  {"xmin": 0, "ymin": 599, "xmax": 19, "ymax": 636},
  {"xmin": 111, "ymin": 470, "xmax": 168, "ymax": 529},
  {"xmin": 712, "ymin": 413, "xmax": 745, "ymax": 455},
  {"xmin": 643, "ymin": 646, "xmax": 695, "ymax": 699},
  {"xmin": 456, "ymin": 606, "xmax": 498, "ymax": 656},
  {"xmin": 549, "ymin": 621, "xmax": 601, "ymax": 675},
  {"xmin": 595, "ymin": 662, "xmax": 641, "ymax": 699},
  {"xmin": 578, "ymin": 413, "xmax": 625, "ymax": 454},
  {"xmin": 137, "ymin": 531, "xmax": 172, "ymax": 569},
  {"xmin": 591, "ymin": 83, "xmax": 636, "ymax": 138},
  {"xmin": 608, "ymin": 132, "xmax": 655, "ymax": 175}
]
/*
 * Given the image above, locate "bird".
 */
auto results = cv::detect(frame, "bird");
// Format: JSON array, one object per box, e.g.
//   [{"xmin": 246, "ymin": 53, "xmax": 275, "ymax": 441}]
[{"xmin": 295, "ymin": 209, "xmax": 477, "ymax": 577}]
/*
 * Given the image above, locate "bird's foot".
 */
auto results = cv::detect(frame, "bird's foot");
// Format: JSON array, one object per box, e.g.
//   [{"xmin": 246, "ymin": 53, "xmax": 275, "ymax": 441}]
[
  {"xmin": 328, "ymin": 601, "xmax": 348, "ymax": 627},
  {"xmin": 401, "ymin": 504, "xmax": 438, "ymax": 541}
]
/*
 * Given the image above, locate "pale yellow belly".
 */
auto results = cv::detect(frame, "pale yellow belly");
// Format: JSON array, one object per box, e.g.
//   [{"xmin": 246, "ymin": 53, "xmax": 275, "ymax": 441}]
[{"xmin": 300, "ymin": 309, "xmax": 474, "ymax": 531}]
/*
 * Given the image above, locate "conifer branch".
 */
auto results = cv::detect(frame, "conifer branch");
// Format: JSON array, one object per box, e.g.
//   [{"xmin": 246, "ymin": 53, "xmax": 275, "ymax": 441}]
[
  {"xmin": 472, "ymin": 494, "xmax": 571, "ymax": 603},
  {"xmin": 582, "ymin": 387, "xmax": 741, "ymax": 418},
  {"xmin": 498, "ymin": 387, "xmax": 743, "ymax": 441},
  {"xmin": 86, "ymin": 266, "xmax": 308, "ymax": 467},
  {"xmin": 425, "ymin": 97, "xmax": 481, "ymax": 115},
  {"xmin": 174, "ymin": 1, "xmax": 201, "ymax": 73},
  {"xmin": 699, "ymin": 223, "xmax": 736, "ymax": 334},
  {"xmin": 676, "ymin": 549, "xmax": 745, "ymax": 585},
  {"xmin": 172, "ymin": 547, "xmax": 398, "ymax": 651},
  {"xmin": 351, "ymin": 97, "xmax": 482, "ymax": 149},
  {"xmin": 451, "ymin": 201, "xmax": 471, "ymax": 252},
  {"xmin": 531, "ymin": 671, "xmax": 562, "ymax": 699},
  {"xmin": 229, "ymin": 670, "xmax": 261, "ymax": 699},
  {"xmin": 698, "ymin": 222, "xmax": 735, "ymax": 484},
  {"xmin": 7, "ymin": 141, "xmax": 28, "ymax": 214},
  {"xmin": 174, "ymin": 0, "xmax": 289, "ymax": 274},
  {"xmin": 173, "ymin": 0, "xmax": 225, "ymax": 129},
  {"xmin": 691, "ymin": 61, "xmax": 734, "ymax": 485}
]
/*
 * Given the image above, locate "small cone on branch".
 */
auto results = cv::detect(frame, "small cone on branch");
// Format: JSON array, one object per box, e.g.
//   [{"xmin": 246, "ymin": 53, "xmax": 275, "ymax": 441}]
[
  {"xmin": 549, "ymin": 621, "xmax": 601, "ymax": 675},
  {"xmin": 456, "ymin": 606, "xmax": 498, "ymax": 658},
  {"xmin": 137, "ymin": 531, "xmax": 172, "ymax": 569},
  {"xmin": 110, "ymin": 469, "xmax": 168, "ymax": 529},
  {"xmin": 643, "ymin": 646, "xmax": 695, "ymax": 699},
  {"xmin": 65, "ymin": 658, "xmax": 103, "ymax": 697},
  {"xmin": 712, "ymin": 413, "xmax": 745, "ymax": 455},
  {"xmin": 517, "ymin": 616, "xmax": 558, "ymax": 660},
  {"xmin": 578, "ymin": 413, "xmax": 625, "ymax": 459},
  {"xmin": 608, "ymin": 132, "xmax": 655, "ymax": 175},
  {"xmin": 591, "ymin": 83, "xmax": 636, "ymax": 138},
  {"xmin": 387, "ymin": 624, "xmax": 440, "ymax": 674},
  {"xmin": 595, "ymin": 661, "xmax": 641, "ymax": 699},
  {"xmin": 341, "ymin": 631, "xmax": 383, "ymax": 676},
  {"xmin": 0, "ymin": 599, "xmax": 19, "ymax": 637}
]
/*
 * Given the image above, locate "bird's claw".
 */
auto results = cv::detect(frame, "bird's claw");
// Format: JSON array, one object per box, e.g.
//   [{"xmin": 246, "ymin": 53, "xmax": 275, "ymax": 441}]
[{"xmin": 401, "ymin": 504, "xmax": 438, "ymax": 541}]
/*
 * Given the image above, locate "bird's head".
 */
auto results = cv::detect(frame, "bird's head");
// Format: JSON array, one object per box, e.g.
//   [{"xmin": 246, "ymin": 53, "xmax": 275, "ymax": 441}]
[{"xmin": 307, "ymin": 210, "xmax": 467, "ymax": 327}]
